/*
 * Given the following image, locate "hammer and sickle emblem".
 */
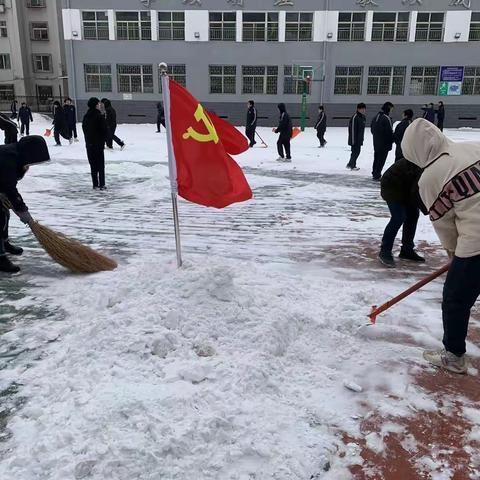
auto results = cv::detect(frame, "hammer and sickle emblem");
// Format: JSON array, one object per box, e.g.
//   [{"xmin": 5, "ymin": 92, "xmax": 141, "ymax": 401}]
[{"xmin": 182, "ymin": 104, "xmax": 219, "ymax": 144}]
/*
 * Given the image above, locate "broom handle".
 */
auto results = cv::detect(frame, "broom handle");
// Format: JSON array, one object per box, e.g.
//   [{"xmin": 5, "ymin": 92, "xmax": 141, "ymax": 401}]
[
  {"xmin": 370, "ymin": 263, "xmax": 451, "ymax": 321},
  {"xmin": 255, "ymin": 131, "xmax": 267, "ymax": 144}
]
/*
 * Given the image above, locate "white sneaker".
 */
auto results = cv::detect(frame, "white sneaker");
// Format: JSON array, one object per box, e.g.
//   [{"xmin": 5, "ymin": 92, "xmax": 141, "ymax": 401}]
[
  {"xmin": 106, "ymin": 146, "xmax": 113, "ymax": 151},
  {"xmin": 276, "ymin": 157, "xmax": 285, "ymax": 162},
  {"xmin": 351, "ymin": 167, "xmax": 360, "ymax": 171},
  {"xmin": 74, "ymin": 138, "xmax": 79, "ymax": 143},
  {"xmin": 423, "ymin": 348, "xmax": 467, "ymax": 374},
  {"xmin": 69, "ymin": 138, "xmax": 74, "ymax": 145}
]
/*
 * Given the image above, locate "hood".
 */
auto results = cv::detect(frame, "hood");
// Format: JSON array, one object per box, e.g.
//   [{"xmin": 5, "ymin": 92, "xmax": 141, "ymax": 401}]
[
  {"xmin": 401, "ymin": 118, "xmax": 450, "ymax": 169},
  {"xmin": 277, "ymin": 103, "xmax": 286, "ymax": 113},
  {"xmin": 17, "ymin": 136, "xmax": 50, "ymax": 169},
  {"xmin": 381, "ymin": 102, "xmax": 393, "ymax": 115},
  {"xmin": 101, "ymin": 98, "xmax": 112, "ymax": 109}
]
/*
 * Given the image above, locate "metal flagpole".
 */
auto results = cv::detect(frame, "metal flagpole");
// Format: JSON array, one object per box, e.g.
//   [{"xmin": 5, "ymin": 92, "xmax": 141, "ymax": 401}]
[{"xmin": 160, "ymin": 62, "xmax": 183, "ymax": 268}]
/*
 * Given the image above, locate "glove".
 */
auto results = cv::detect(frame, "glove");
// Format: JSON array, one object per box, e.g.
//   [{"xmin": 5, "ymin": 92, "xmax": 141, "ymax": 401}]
[{"xmin": 17, "ymin": 210, "xmax": 34, "ymax": 226}]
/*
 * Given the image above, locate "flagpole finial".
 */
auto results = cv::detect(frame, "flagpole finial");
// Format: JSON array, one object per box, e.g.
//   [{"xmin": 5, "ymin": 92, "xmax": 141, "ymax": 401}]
[{"xmin": 159, "ymin": 62, "xmax": 168, "ymax": 75}]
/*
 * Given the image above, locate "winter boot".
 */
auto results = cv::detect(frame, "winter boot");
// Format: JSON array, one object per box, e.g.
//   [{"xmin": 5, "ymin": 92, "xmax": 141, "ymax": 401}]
[
  {"xmin": 399, "ymin": 249, "xmax": 425, "ymax": 262},
  {"xmin": 378, "ymin": 251, "xmax": 395, "ymax": 268},
  {"xmin": 0, "ymin": 255, "xmax": 20, "ymax": 273},
  {"xmin": 423, "ymin": 348, "xmax": 467, "ymax": 374},
  {"xmin": 4, "ymin": 241, "xmax": 23, "ymax": 256}
]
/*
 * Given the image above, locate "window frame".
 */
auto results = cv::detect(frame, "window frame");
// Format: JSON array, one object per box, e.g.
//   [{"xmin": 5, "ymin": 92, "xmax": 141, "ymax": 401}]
[
  {"xmin": 242, "ymin": 65, "xmax": 278, "ymax": 95},
  {"xmin": 415, "ymin": 12, "xmax": 444, "ymax": 42},
  {"xmin": 82, "ymin": 11, "xmax": 110, "ymax": 40},
  {"xmin": 84, "ymin": 63, "xmax": 113, "ymax": 93},
  {"xmin": 117, "ymin": 64, "xmax": 154, "ymax": 93},
  {"xmin": 209, "ymin": 65, "xmax": 236, "ymax": 94},
  {"xmin": 0, "ymin": 21, "xmax": 8, "ymax": 38},
  {"xmin": 116, "ymin": 11, "xmax": 151, "ymax": 41},
  {"xmin": 158, "ymin": 11, "xmax": 185, "ymax": 41},
  {"xmin": 285, "ymin": 12, "xmax": 314, "ymax": 42},
  {"xmin": 0, "ymin": 53, "xmax": 11, "ymax": 70},
  {"xmin": 32, "ymin": 54, "xmax": 52, "ymax": 73},
  {"xmin": 462, "ymin": 66, "xmax": 480, "ymax": 95},
  {"xmin": 337, "ymin": 12, "xmax": 366, "ymax": 42},
  {"xmin": 371, "ymin": 12, "xmax": 409, "ymax": 42},
  {"xmin": 30, "ymin": 21, "xmax": 49, "ymax": 41},
  {"xmin": 159, "ymin": 64, "xmax": 186, "ymax": 92},
  {"xmin": 469, "ymin": 13, "xmax": 480, "ymax": 41},
  {"xmin": 209, "ymin": 12, "xmax": 236, "ymax": 41},
  {"xmin": 26, "ymin": 0, "xmax": 46, "ymax": 8},
  {"xmin": 334, "ymin": 66, "xmax": 364, "ymax": 95},
  {"xmin": 0, "ymin": 84, "xmax": 15, "ymax": 100},
  {"xmin": 242, "ymin": 12, "xmax": 279, "ymax": 42},
  {"xmin": 367, "ymin": 66, "xmax": 406, "ymax": 95},
  {"xmin": 409, "ymin": 66, "xmax": 440, "ymax": 95}
]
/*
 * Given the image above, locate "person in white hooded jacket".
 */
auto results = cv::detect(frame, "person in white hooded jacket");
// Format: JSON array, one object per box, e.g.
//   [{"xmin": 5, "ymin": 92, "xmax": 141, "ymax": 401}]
[{"xmin": 401, "ymin": 118, "xmax": 480, "ymax": 374}]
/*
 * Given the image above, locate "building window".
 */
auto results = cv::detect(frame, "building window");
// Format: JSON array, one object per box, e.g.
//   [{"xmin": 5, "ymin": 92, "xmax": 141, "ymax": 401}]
[
  {"xmin": 462, "ymin": 67, "xmax": 480, "ymax": 95},
  {"xmin": 334, "ymin": 66, "xmax": 363, "ymax": 95},
  {"xmin": 84, "ymin": 64, "xmax": 112, "ymax": 92},
  {"xmin": 242, "ymin": 66, "xmax": 278, "ymax": 94},
  {"xmin": 33, "ymin": 54, "xmax": 51, "ymax": 73},
  {"xmin": 159, "ymin": 64, "xmax": 186, "ymax": 92},
  {"xmin": 117, "ymin": 64, "xmax": 153, "ymax": 93},
  {"xmin": 209, "ymin": 12, "xmax": 236, "ymax": 41},
  {"xmin": 469, "ymin": 13, "xmax": 480, "ymax": 41},
  {"xmin": 0, "ymin": 85, "xmax": 14, "ymax": 100},
  {"xmin": 209, "ymin": 65, "xmax": 236, "ymax": 94},
  {"xmin": 82, "ymin": 11, "xmax": 109, "ymax": 40},
  {"xmin": 372, "ymin": 12, "xmax": 409, "ymax": 42},
  {"xmin": 0, "ymin": 54, "xmax": 10, "ymax": 70},
  {"xmin": 30, "ymin": 22, "xmax": 49, "ymax": 41},
  {"xmin": 285, "ymin": 12, "xmax": 313, "ymax": 41},
  {"xmin": 26, "ymin": 0, "xmax": 46, "ymax": 7},
  {"xmin": 367, "ymin": 66, "xmax": 406, "ymax": 95},
  {"xmin": 158, "ymin": 12, "xmax": 185, "ymax": 40},
  {"xmin": 0, "ymin": 21, "xmax": 7, "ymax": 38},
  {"xmin": 283, "ymin": 66, "xmax": 312, "ymax": 94},
  {"xmin": 37, "ymin": 85, "xmax": 53, "ymax": 100},
  {"xmin": 410, "ymin": 66, "xmax": 440, "ymax": 95},
  {"xmin": 415, "ymin": 13, "xmax": 444, "ymax": 42},
  {"xmin": 242, "ymin": 13, "xmax": 278, "ymax": 42},
  {"xmin": 338, "ymin": 13, "xmax": 366, "ymax": 42},
  {"xmin": 116, "ymin": 11, "xmax": 151, "ymax": 41}
]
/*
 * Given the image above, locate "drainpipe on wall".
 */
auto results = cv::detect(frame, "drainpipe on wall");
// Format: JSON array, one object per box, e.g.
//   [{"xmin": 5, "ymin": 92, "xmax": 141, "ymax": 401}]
[
  {"xmin": 320, "ymin": 0, "xmax": 329, "ymax": 105},
  {"xmin": 66, "ymin": 0, "xmax": 78, "ymax": 121}
]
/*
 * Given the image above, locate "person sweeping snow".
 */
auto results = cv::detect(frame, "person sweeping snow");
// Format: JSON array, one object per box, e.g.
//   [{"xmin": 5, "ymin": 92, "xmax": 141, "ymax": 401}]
[
  {"xmin": 402, "ymin": 118, "xmax": 480, "ymax": 374},
  {"xmin": 0, "ymin": 136, "xmax": 50, "ymax": 273}
]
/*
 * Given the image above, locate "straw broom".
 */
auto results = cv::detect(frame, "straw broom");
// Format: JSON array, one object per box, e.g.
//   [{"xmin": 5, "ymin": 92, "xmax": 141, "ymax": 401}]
[{"xmin": 29, "ymin": 221, "xmax": 118, "ymax": 274}]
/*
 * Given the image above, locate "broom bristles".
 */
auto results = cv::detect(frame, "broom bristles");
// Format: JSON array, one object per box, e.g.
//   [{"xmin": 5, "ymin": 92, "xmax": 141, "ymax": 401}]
[{"xmin": 30, "ymin": 222, "xmax": 118, "ymax": 274}]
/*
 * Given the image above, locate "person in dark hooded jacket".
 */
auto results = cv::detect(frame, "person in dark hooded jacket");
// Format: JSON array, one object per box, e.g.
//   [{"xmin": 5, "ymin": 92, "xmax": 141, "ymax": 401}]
[
  {"xmin": 421, "ymin": 103, "xmax": 435, "ymax": 123},
  {"xmin": 245, "ymin": 100, "xmax": 257, "ymax": 148},
  {"xmin": 0, "ymin": 136, "xmax": 50, "ymax": 273},
  {"xmin": 347, "ymin": 103, "xmax": 366, "ymax": 171},
  {"xmin": 63, "ymin": 98, "xmax": 78, "ymax": 142},
  {"xmin": 101, "ymin": 98, "xmax": 125, "ymax": 150},
  {"xmin": 378, "ymin": 158, "xmax": 424, "ymax": 268},
  {"xmin": 274, "ymin": 103, "xmax": 292, "ymax": 162},
  {"xmin": 0, "ymin": 113, "xmax": 18, "ymax": 145},
  {"xmin": 19, "ymin": 103, "xmax": 33, "ymax": 137},
  {"xmin": 436, "ymin": 101, "xmax": 445, "ymax": 132},
  {"xmin": 371, "ymin": 102, "xmax": 394, "ymax": 180},
  {"xmin": 52, "ymin": 101, "xmax": 69, "ymax": 146},
  {"xmin": 82, "ymin": 97, "xmax": 108, "ymax": 190},
  {"xmin": 156, "ymin": 102, "xmax": 165, "ymax": 133},
  {"xmin": 393, "ymin": 109, "xmax": 413, "ymax": 161},
  {"xmin": 314, "ymin": 105, "xmax": 327, "ymax": 148}
]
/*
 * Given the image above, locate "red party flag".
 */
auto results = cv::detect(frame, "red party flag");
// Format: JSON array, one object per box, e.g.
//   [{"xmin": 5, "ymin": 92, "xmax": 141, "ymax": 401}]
[{"xmin": 167, "ymin": 79, "xmax": 252, "ymax": 209}]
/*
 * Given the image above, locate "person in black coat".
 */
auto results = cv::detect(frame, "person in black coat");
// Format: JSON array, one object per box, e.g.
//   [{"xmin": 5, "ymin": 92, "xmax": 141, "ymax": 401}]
[
  {"xmin": 371, "ymin": 102, "xmax": 394, "ymax": 181},
  {"xmin": 436, "ymin": 101, "xmax": 445, "ymax": 132},
  {"xmin": 274, "ymin": 103, "xmax": 293, "ymax": 162},
  {"xmin": 0, "ymin": 136, "xmax": 50, "ymax": 272},
  {"xmin": 314, "ymin": 105, "xmax": 327, "ymax": 148},
  {"xmin": 393, "ymin": 109, "xmax": 413, "ymax": 161},
  {"xmin": 18, "ymin": 103, "xmax": 33, "ymax": 137},
  {"xmin": 10, "ymin": 100, "xmax": 18, "ymax": 121},
  {"xmin": 101, "ymin": 98, "xmax": 125, "ymax": 150},
  {"xmin": 421, "ymin": 103, "xmax": 435, "ymax": 123},
  {"xmin": 245, "ymin": 100, "xmax": 257, "ymax": 148},
  {"xmin": 82, "ymin": 97, "xmax": 108, "ymax": 190},
  {"xmin": 63, "ymin": 98, "xmax": 78, "ymax": 142},
  {"xmin": 378, "ymin": 157, "xmax": 424, "ymax": 268},
  {"xmin": 52, "ymin": 101, "xmax": 70, "ymax": 146},
  {"xmin": 156, "ymin": 102, "xmax": 165, "ymax": 133},
  {"xmin": 0, "ymin": 113, "xmax": 18, "ymax": 145},
  {"xmin": 346, "ymin": 103, "xmax": 367, "ymax": 170}
]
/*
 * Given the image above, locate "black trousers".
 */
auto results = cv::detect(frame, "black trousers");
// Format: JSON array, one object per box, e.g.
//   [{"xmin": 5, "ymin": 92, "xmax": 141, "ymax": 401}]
[
  {"xmin": 156, "ymin": 119, "xmax": 162, "ymax": 132},
  {"xmin": 68, "ymin": 123, "xmax": 77, "ymax": 139},
  {"xmin": 381, "ymin": 202, "xmax": 419, "ymax": 254},
  {"xmin": 5, "ymin": 128, "xmax": 17, "ymax": 145},
  {"xmin": 372, "ymin": 149, "xmax": 390, "ymax": 179},
  {"xmin": 106, "ymin": 127, "xmax": 124, "ymax": 149},
  {"xmin": 317, "ymin": 129, "xmax": 326, "ymax": 146},
  {"xmin": 20, "ymin": 121, "xmax": 30, "ymax": 136},
  {"xmin": 437, "ymin": 121, "xmax": 444, "ymax": 132},
  {"xmin": 245, "ymin": 126, "xmax": 256, "ymax": 147},
  {"xmin": 277, "ymin": 137, "xmax": 291, "ymax": 159},
  {"xmin": 86, "ymin": 145, "xmax": 106, "ymax": 188},
  {"xmin": 347, "ymin": 145, "xmax": 361, "ymax": 168},
  {"xmin": 54, "ymin": 127, "xmax": 61, "ymax": 145},
  {"xmin": 442, "ymin": 255, "xmax": 480, "ymax": 356},
  {"xmin": 0, "ymin": 204, "xmax": 9, "ymax": 254}
]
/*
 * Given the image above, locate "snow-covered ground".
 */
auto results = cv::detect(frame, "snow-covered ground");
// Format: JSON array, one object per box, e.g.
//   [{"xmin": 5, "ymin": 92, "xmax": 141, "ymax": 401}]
[{"xmin": 1, "ymin": 115, "xmax": 479, "ymax": 479}]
